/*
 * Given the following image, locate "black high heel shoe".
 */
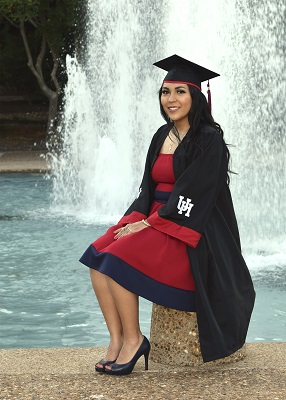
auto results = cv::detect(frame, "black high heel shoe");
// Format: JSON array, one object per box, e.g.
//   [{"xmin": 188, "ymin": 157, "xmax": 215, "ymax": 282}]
[
  {"xmin": 95, "ymin": 359, "xmax": 116, "ymax": 373},
  {"xmin": 104, "ymin": 336, "xmax": 150, "ymax": 376}
]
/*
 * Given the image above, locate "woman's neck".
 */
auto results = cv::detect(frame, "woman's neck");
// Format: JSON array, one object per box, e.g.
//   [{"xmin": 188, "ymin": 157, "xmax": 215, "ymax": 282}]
[{"xmin": 173, "ymin": 121, "xmax": 190, "ymax": 139}]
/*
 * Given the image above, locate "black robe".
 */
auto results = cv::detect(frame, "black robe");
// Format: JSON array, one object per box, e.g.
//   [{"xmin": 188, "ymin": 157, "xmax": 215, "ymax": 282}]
[{"xmin": 120, "ymin": 124, "xmax": 255, "ymax": 362}]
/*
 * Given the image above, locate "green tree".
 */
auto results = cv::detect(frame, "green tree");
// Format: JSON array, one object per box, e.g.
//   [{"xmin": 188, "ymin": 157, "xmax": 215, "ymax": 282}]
[{"xmin": 0, "ymin": 0, "xmax": 81, "ymax": 135}]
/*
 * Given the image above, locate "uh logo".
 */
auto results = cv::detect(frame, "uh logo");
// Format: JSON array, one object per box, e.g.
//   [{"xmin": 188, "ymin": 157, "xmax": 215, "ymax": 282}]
[{"xmin": 177, "ymin": 195, "xmax": 194, "ymax": 217}]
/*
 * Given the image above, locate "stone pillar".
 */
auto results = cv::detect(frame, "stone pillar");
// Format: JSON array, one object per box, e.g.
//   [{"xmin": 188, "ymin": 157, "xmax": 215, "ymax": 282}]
[{"xmin": 149, "ymin": 304, "xmax": 246, "ymax": 366}]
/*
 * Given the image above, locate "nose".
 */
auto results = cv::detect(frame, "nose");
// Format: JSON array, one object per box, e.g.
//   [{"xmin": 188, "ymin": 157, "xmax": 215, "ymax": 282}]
[{"xmin": 168, "ymin": 91, "xmax": 177, "ymax": 102}]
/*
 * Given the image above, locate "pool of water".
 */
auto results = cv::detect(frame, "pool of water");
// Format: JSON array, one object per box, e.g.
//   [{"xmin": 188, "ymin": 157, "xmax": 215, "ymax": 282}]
[{"xmin": 0, "ymin": 174, "xmax": 285, "ymax": 348}]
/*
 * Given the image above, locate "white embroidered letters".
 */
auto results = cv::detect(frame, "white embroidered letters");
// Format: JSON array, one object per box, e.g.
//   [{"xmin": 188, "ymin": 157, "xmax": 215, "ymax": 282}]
[{"xmin": 177, "ymin": 195, "xmax": 194, "ymax": 217}]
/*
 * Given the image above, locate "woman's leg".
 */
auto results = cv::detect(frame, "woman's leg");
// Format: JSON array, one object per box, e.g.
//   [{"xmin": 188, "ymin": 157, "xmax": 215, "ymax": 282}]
[
  {"xmin": 90, "ymin": 269, "xmax": 123, "ymax": 362},
  {"xmin": 105, "ymin": 276, "xmax": 143, "ymax": 366}
]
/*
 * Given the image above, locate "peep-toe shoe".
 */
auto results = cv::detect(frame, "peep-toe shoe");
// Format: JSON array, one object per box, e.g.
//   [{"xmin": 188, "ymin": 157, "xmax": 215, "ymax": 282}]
[
  {"xmin": 95, "ymin": 359, "xmax": 116, "ymax": 373},
  {"xmin": 104, "ymin": 336, "xmax": 150, "ymax": 376}
]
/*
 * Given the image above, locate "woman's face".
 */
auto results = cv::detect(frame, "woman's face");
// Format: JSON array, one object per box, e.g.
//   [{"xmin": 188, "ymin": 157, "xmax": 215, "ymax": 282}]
[{"xmin": 160, "ymin": 83, "xmax": 192, "ymax": 126}]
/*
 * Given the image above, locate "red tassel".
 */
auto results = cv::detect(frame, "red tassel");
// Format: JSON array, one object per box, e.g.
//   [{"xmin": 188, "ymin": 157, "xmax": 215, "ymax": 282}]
[{"xmin": 207, "ymin": 80, "xmax": 212, "ymax": 111}]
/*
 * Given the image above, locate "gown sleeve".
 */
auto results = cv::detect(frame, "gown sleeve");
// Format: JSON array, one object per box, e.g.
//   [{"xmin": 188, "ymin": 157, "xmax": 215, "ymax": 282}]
[{"xmin": 147, "ymin": 131, "xmax": 228, "ymax": 248}]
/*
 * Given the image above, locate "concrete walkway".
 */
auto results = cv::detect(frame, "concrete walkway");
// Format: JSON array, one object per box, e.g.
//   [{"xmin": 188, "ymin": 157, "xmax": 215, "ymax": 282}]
[
  {"xmin": 0, "ymin": 151, "xmax": 49, "ymax": 173},
  {"xmin": 0, "ymin": 343, "xmax": 285, "ymax": 399}
]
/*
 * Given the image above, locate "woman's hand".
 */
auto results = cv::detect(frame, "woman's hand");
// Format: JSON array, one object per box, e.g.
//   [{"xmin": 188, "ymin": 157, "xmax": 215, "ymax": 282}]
[{"xmin": 114, "ymin": 221, "xmax": 149, "ymax": 240}]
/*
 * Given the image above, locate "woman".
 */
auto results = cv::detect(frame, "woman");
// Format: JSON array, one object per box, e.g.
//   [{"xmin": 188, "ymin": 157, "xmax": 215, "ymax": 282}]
[{"xmin": 80, "ymin": 54, "xmax": 255, "ymax": 375}]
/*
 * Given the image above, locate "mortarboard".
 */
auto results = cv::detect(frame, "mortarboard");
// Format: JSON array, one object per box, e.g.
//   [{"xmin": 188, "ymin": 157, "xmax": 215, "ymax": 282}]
[{"xmin": 153, "ymin": 54, "xmax": 220, "ymax": 109}]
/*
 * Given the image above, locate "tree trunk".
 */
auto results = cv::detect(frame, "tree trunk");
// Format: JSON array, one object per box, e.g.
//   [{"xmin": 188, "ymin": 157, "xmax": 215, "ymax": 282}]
[
  {"xmin": 47, "ymin": 92, "xmax": 59, "ymax": 138},
  {"xmin": 19, "ymin": 20, "xmax": 61, "ymax": 140}
]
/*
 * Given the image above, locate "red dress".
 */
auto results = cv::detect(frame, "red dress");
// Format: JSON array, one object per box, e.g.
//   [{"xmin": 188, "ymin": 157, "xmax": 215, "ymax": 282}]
[{"xmin": 80, "ymin": 154, "xmax": 196, "ymax": 311}]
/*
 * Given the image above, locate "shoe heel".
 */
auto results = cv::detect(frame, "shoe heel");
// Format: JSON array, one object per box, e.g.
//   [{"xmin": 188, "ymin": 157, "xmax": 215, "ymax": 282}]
[{"xmin": 144, "ymin": 350, "xmax": 150, "ymax": 371}]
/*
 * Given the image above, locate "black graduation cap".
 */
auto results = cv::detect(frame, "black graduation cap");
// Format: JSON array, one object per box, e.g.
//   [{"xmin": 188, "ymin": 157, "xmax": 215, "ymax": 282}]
[
  {"xmin": 153, "ymin": 54, "xmax": 220, "ymax": 108},
  {"xmin": 153, "ymin": 54, "xmax": 219, "ymax": 89}
]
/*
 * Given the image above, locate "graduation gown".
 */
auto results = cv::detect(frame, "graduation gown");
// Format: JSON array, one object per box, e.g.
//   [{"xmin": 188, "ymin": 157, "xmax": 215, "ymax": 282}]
[{"xmin": 120, "ymin": 124, "xmax": 255, "ymax": 363}]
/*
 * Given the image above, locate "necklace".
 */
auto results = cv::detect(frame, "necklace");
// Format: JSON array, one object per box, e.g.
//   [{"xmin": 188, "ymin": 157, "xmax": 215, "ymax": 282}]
[
  {"xmin": 168, "ymin": 133, "xmax": 176, "ymax": 151},
  {"xmin": 168, "ymin": 129, "xmax": 188, "ymax": 151},
  {"xmin": 168, "ymin": 128, "xmax": 189, "ymax": 151}
]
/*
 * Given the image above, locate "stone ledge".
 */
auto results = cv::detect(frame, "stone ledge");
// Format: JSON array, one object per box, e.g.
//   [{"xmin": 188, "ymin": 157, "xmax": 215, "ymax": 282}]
[
  {"xmin": 0, "ymin": 151, "xmax": 50, "ymax": 173},
  {"xmin": 0, "ymin": 343, "xmax": 285, "ymax": 400}
]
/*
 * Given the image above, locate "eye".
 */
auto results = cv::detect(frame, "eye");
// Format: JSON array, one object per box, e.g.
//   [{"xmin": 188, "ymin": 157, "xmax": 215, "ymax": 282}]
[
  {"xmin": 177, "ymin": 89, "xmax": 186, "ymax": 94},
  {"xmin": 161, "ymin": 89, "xmax": 169, "ymax": 95}
]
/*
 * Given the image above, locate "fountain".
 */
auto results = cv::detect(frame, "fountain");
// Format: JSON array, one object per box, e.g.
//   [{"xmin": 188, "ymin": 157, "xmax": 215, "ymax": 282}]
[
  {"xmin": 51, "ymin": 0, "xmax": 285, "ymax": 247},
  {"xmin": 50, "ymin": 1, "xmax": 168, "ymax": 222}
]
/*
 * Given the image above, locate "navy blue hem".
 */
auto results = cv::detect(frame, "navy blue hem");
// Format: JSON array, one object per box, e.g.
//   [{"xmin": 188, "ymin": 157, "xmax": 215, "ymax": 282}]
[{"xmin": 79, "ymin": 244, "xmax": 196, "ymax": 312}]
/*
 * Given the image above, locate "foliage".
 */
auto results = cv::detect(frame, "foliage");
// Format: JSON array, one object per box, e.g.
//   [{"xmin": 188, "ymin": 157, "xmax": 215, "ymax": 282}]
[
  {"xmin": 0, "ymin": 0, "xmax": 39, "ymax": 21},
  {"xmin": 0, "ymin": 28, "xmax": 44, "ymax": 95},
  {"xmin": 0, "ymin": 0, "xmax": 83, "ymax": 132},
  {"xmin": 0, "ymin": 0, "xmax": 78, "ymax": 57}
]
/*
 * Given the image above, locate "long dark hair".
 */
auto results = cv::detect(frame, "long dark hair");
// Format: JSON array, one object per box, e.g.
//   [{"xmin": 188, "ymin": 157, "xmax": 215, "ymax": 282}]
[{"xmin": 158, "ymin": 85, "xmax": 232, "ymax": 183}]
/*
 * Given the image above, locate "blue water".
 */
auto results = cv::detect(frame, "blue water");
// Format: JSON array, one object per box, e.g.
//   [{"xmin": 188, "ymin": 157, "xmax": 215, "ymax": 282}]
[{"xmin": 0, "ymin": 174, "xmax": 285, "ymax": 348}]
